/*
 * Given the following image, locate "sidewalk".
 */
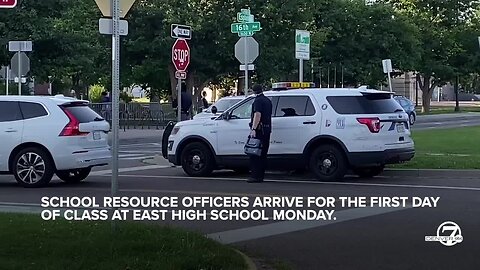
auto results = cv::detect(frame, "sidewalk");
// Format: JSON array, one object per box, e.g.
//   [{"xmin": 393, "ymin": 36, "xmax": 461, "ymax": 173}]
[{"xmin": 108, "ymin": 127, "xmax": 165, "ymax": 144}]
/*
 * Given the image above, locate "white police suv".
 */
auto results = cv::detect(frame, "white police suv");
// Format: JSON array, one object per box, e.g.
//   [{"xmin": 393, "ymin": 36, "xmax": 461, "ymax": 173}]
[{"xmin": 163, "ymin": 82, "xmax": 415, "ymax": 181}]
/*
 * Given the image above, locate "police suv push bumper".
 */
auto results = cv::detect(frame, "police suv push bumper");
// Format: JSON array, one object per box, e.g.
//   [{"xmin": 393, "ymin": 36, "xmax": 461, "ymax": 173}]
[{"xmin": 348, "ymin": 147, "xmax": 415, "ymax": 167}]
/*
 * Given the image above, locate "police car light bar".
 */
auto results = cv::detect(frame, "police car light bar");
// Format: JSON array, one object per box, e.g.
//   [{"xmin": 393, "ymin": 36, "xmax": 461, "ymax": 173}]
[{"xmin": 272, "ymin": 82, "xmax": 316, "ymax": 90}]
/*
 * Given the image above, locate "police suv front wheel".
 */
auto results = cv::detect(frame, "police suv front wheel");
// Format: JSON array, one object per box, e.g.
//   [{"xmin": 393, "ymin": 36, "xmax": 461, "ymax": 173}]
[
  {"xmin": 180, "ymin": 142, "xmax": 214, "ymax": 177},
  {"xmin": 309, "ymin": 145, "xmax": 347, "ymax": 181}
]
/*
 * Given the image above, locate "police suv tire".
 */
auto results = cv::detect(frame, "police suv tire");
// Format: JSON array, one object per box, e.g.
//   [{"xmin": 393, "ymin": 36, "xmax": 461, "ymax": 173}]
[
  {"xmin": 353, "ymin": 166, "xmax": 384, "ymax": 178},
  {"xmin": 12, "ymin": 147, "xmax": 55, "ymax": 188},
  {"xmin": 56, "ymin": 168, "xmax": 91, "ymax": 183},
  {"xmin": 181, "ymin": 142, "xmax": 214, "ymax": 177},
  {"xmin": 309, "ymin": 145, "xmax": 347, "ymax": 182}
]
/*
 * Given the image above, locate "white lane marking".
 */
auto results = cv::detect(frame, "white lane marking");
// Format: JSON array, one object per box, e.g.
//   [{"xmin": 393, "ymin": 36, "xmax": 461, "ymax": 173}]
[
  {"xmin": 119, "ymin": 188, "xmax": 282, "ymax": 197},
  {"xmin": 122, "ymin": 156, "xmax": 155, "ymax": 160},
  {"xmin": 91, "ymin": 165, "xmax": 172, "ymax": 176},
  {"xmin": 107, "ymin": 174, "xmax": 480, "ymax": 191},
  {"xmin": 119, "ymin": 142, "xmax": 161, "ymax": 147},
  {"xmin": 120, "ymin": 150, "xmax": 160, "ymax": 154},
  {"xmin": 119, "ymin": 154, "xmax": 144, "ymax": 158},
  {"xmin": 207, "ymin": 206, "xmax": 411, "ymax": 244}
]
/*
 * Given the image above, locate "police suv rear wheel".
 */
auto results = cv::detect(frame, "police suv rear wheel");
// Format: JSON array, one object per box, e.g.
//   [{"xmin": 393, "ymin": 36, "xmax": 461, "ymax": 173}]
[
  {"xmin": 309, "ymin": 145, "xmax": 347, "ymax": 181},
  {"xmin": 181, "ymin": 142, "xmax": 214, "ymax": 177}
]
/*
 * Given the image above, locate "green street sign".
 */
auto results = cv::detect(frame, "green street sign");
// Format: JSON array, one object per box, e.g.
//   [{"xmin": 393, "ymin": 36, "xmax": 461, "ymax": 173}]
[
  {"xmin": 231, "ymin": 22, "xmax": 261, "ymax": 34},
  {"xmin": 238, "ymin": 31, "xmax": 254, "ymax": 37}
]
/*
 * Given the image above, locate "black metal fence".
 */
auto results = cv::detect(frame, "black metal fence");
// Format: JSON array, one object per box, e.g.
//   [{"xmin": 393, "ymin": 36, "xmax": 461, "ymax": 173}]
[{"xmin": 89, "ymin": 102, "xmax": 176, "ymax": 130}]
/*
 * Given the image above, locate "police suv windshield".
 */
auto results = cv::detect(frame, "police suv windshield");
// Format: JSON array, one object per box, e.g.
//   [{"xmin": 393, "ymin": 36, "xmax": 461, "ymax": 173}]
[{"xmin": 206, "ymin": 98, "xmax": 243, "ymax": 113}]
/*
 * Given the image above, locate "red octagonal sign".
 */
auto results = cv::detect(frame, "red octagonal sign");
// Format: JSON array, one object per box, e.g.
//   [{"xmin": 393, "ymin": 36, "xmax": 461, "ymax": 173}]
[
  {"xmin": 0, "ymin": 0, "xmax": 17, "ymax": 8},
  {"xmin": 172, "ymin": 39, "xmax": 190, "ymax": 72}
]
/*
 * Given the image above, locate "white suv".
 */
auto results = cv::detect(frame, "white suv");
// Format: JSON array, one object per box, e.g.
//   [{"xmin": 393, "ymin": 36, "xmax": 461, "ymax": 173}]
[
  {"xmin": 0, "ymin": 95, "xmax": 111, "ymax": 187},
  {"xmin": 163, "ymin": 84, "xmax": 415, "ymax": 181}
]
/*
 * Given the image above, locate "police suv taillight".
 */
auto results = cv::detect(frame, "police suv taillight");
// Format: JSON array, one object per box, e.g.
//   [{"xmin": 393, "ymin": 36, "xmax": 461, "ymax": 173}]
[{"xmin": 357, "ymin": 117, "xmax": 381, "ymax": 133}]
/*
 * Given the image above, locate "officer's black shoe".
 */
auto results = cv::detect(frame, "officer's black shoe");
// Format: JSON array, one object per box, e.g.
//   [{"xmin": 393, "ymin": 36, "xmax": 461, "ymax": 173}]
[{"xmin": 247, "ymin": 178, "xmax": 263, "ymax": 183}]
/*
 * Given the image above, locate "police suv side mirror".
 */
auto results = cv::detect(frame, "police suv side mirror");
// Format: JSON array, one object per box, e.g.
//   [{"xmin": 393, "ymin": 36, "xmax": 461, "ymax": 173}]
[
  {"xmin": 221, "ymin": 111, "xmax": 230, "ymax": 121},
  {"xmin": 211, "ymin": 106, "xmax": 218, "ymax": 114}
]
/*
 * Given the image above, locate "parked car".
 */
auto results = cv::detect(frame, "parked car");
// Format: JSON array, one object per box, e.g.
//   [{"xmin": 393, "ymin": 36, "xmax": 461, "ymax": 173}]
[
  {"xmin": 394, "ymin": 96, "xmax": 416, "ymax": 125},
  {"xmin": 0, "ymin": 95, "xmax": 111, "ymax": 187},
  {"xmin": 193, "ymin": 96, "xmax": 245, "ymax": 119}
]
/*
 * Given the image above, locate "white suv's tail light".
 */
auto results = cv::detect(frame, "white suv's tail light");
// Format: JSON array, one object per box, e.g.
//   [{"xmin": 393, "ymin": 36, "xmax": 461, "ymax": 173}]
[
  {"xmin": 59, "ymin": 107, "xmax": 89, "ymax": 136},
  {"xmin": 357, "ymin": 117, "xmax": 381, "ymax": 133}
]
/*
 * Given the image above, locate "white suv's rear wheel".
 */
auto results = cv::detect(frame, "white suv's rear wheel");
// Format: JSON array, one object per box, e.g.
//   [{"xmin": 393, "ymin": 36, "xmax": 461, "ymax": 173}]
[
  {"xmin": 409, "ymin": 113, "xmax": 416, "ymax": 125},
  {"xmin": 56, "ymin": 168, "xmax": 91, "ymax": 183},
  {"xmin": 181, "ymin": 142, "xmax": 214, "ymax": 177},
  {"xmin": 309, "ymin": 145, "xmax": 347, "ymax": 181},
  {"xmin": 13, "ymin": 147, "xmax": 54, "ymax": 188}
]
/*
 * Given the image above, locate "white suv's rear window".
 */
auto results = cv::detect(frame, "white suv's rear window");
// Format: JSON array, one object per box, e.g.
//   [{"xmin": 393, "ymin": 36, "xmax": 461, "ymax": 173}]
[
  {"xmin": 61, "ymin": 105, "xmax": 103, "ymax": 123},
  {"xmin": 327, "ymin": 94, "xmax": 403, "ymax": 114}
]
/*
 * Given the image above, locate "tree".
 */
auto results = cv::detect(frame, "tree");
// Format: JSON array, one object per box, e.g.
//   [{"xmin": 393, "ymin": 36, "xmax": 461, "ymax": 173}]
[
  {"xmin": 0, "ymin": 0, "xmax": 108, "ymax": 95},
  {"xmin": 384, "ymin": 0, "xmax": 480, "ymax": 112},
  {"xmin": 312, "ymin": 0, "xmax": 419, "ymax": 87}
]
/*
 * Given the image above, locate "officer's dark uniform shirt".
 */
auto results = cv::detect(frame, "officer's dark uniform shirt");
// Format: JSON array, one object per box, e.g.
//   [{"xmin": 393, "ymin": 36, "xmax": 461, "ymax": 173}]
[{"xmin": 250, "ymin": 94, "xmax": 272, "ymax": 134}]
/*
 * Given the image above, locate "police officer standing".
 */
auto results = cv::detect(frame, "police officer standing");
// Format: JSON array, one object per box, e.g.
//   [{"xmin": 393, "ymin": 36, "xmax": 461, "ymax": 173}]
[{"xmin": 248, "ymin": 84, "xmax": 272, "ymax": 183}]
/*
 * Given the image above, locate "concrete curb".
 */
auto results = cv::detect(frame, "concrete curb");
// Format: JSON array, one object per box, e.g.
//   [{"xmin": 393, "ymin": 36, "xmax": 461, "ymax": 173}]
[
  {"xmin": 234, "ymin": 249, "xmax": 258, "ymax": 270},
  {"xmin": 384, "ymin": 168, "xmax": 480, "ymax": 178}
]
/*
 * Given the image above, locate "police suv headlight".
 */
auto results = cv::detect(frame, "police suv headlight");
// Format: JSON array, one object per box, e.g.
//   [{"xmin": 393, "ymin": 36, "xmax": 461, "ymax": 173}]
[{"xmin": 172, "ymin": 127, "xmax": 180, "ymax": 135}]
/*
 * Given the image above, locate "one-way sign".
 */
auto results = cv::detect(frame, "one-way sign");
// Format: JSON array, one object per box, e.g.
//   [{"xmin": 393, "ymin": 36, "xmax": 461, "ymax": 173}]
[{"xmin": 171, "ymin": 24, "xmax": 192, "ymax": 40}]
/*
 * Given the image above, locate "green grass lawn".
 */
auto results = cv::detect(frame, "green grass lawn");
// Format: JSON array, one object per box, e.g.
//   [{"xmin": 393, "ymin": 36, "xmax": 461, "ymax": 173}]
[
  {"xmin": 417, "ymin": 107, "xmax": 480, "ymax": 115},
  {"xmin": 391, "ymin": 126, "xmax": 480, "ymax": 169},
  {"xmin": 0, "ymin": 213, "xmax": 246, "ymax": 270}
]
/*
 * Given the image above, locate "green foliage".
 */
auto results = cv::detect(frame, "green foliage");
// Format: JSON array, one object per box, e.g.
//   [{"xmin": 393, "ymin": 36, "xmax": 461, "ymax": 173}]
[
  {"xmin": 120, "ymin": 91, "xmax": 133, "ymax": 103},
  {"xmin": 1, "ymin": 0, "xmax": 479, "ymax": 109},
  {"xmin": 88, "ymin": 84, "xmax": 104, "ymax": 103}
]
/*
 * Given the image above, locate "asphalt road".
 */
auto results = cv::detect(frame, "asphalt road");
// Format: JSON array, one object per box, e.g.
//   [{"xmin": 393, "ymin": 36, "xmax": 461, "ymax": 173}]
[
  {"xmin": 1, "ymin": 165, "xmax": 479, "ymax": 270},
  {"xmin": 414, "ymin": 112, "xmax": 480, "ymax": 130}
]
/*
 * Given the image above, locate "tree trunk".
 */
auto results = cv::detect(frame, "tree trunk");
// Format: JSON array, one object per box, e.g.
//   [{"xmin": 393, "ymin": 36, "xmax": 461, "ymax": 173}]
[
  {"xmin": 416, "ymin": 74, "xmax": 436, "ymax": 113},
  {"xmin": 454, "ymin": 75, "xmax": 460, "ymax": 112}
]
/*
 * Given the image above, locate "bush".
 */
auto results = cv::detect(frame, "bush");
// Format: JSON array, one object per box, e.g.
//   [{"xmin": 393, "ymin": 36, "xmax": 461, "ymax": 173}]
[{"xmin": 89, "ymin": 84, "xmax": 105, "ymax": 103}]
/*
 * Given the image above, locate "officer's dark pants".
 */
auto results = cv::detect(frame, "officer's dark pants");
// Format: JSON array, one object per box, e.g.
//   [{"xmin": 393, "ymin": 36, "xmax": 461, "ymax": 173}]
[{"xmin": 249, "ymin": 131, "xmax": 271, "ymax": 181}]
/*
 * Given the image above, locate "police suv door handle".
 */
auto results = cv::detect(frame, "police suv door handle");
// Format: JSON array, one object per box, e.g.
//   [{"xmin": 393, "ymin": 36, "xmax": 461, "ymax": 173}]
[{"xmin": 303, "ymin": 121, "xmax": 316, "ymax": 125}]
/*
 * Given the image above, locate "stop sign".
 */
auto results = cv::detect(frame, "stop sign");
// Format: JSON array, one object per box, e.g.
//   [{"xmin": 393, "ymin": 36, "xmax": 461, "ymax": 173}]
[
  {"xmin": 0, "ymin": 0, "xmax": 16, "ymax": 8},
  {"xmin": 172, "ymin": 39, "xmax": 190, "ymax": 72}
]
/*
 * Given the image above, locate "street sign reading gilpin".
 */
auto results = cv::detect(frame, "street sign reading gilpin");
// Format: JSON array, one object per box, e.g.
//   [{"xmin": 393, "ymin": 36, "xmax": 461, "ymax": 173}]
[{"xmin": 0, "ymin": 0, "xmax": 16, "ymax": 8}]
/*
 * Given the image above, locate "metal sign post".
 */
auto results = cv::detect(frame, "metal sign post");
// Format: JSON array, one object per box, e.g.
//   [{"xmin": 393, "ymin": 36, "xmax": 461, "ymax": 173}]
[
  {"xmin": 9, "ymin": 41, "xmax": 32, "ymax": 96},
  {"xmin": 177, "ymin": 79, "xmax": 182, "ymax": 122},
  {"xmin": 17, "ymin": 50, "xmax": 21, "ymax": 95},
  {"xmin": 295, "ymin": 30, "xmax": 310, "ymax": 83},
  {"xmin": 232, "ymin": 9, "xmax": 261, "ymax": 95},
  {"xmin": 243, "ymin": 37, "xmax": 248, "ymax": 95},
  {"xmin": 6, "ymin": 66, "xmax": 9, "ymax": 95},
  {"xmin": 382, "ymin": 59, "xmax": 393, "ymax": 92},
  {"xmin": 171, "ymin": 35, "xmax": 191, "ymax": 121},
  {"xmin": 111, "ymin": 0, "xmax": 120, "ymax": 198},
  {"xmin": 94, "ymin": 0, "xmax": 136, "ymax": 201}
]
